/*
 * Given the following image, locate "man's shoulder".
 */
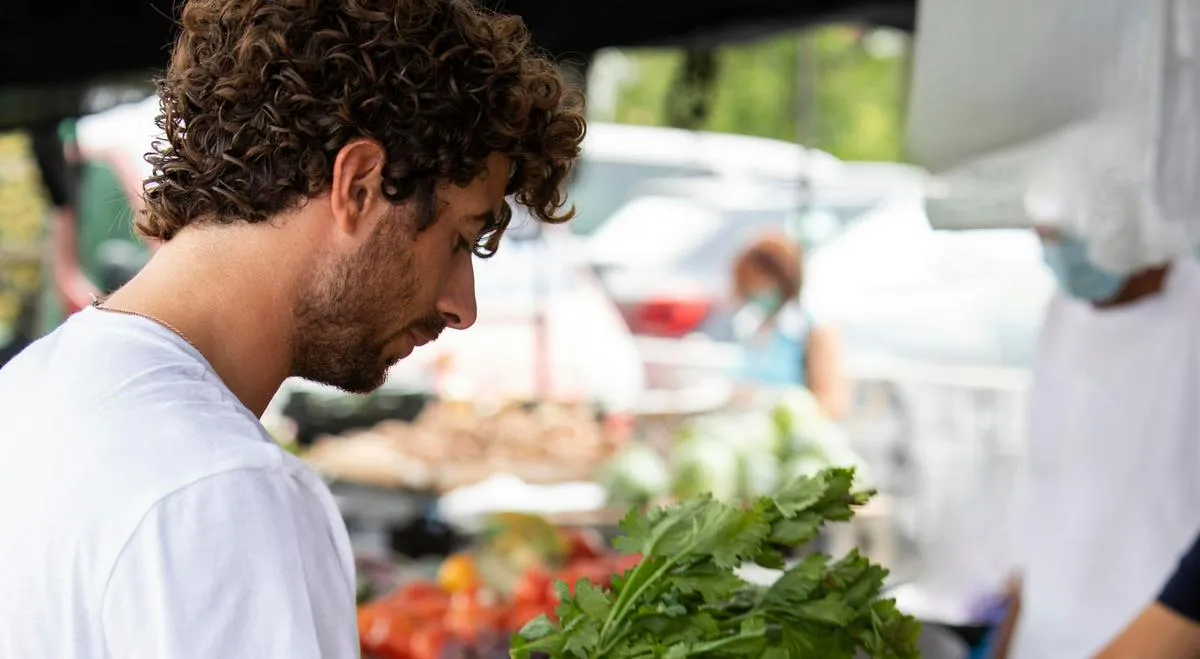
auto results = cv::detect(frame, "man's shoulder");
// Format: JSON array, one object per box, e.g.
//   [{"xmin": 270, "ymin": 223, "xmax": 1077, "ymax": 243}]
[
  {"xmin": 0, "ymin": 308, "xmax": 219, "ymax": 408},
  {"xmin": 103, "ymin": 412, "xmax": 332, "ymax": 532},
  {"xmin": 135, "ymin": 452, "xmax": 339, "ymax": 531},
  {"xmin": 0, "ymin": 311, "xmax": 339, "ymax": 565}
]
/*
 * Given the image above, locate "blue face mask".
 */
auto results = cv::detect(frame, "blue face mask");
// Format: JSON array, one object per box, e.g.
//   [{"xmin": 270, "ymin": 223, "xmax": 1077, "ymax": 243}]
[
  {"xmin": 1041, "ymin": 236, "xmax": 1127, "ymax": 302},
  {"xmin": 749, "ymin": 291, "xmax": 783, "ymax": 314}
]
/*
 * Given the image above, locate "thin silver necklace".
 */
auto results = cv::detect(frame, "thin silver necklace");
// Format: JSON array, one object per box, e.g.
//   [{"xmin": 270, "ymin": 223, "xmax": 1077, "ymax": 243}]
[{"xmin": 90, "ymin": 295, "xmax": 201, "ymax": 353}]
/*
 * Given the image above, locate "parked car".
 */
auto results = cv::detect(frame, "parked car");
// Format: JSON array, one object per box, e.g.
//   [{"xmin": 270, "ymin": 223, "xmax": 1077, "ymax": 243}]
[
  {"xmin": 564, "ymin": 121, "xmax": 844, "ymax": 235},
  {"xmin": 586, "ymin": 163, "xmax": 929, "ymax": 340}
]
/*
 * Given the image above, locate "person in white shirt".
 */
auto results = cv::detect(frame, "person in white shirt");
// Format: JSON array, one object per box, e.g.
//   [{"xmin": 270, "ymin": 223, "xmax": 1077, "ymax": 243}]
[
  {"xmin": 990, "ymin": 160, "xmax": 1200, "ymax": 659},
  {"xmin": 0, "ymin": 1, "xmax": 585, "ymax": 657}
]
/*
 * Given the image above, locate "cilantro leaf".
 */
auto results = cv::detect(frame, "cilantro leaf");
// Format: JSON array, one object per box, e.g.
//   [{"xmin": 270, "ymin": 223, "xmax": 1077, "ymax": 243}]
[{"xmin": 510, "ymin": 467, "xmax": 920, "ymax": 659}]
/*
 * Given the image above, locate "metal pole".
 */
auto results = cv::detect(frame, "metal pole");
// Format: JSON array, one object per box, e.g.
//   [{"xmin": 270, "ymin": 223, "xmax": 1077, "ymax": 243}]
[
  {"xmin": 531, "ymin": 221, "xmax": 552, "ymax": 400},
  {"xmin": 793, "ymin": 31, "xmax": 817, "ymax": 241}
]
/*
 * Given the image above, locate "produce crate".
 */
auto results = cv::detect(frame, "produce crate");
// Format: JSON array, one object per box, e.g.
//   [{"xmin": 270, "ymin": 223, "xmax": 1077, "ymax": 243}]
[{"xmin": 284, "ymin": 389, "xmax": 433, "ymax": 447}]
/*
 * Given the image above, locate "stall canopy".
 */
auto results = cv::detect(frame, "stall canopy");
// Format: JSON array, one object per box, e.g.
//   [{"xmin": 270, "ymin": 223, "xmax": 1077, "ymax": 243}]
[
  {"xmin": 909, "ymin": 0, "xmax": 1200, "ymax": 256},
  {"xmin": 1, "ymin": 0, "xmax": 916, "ymax": 130}
]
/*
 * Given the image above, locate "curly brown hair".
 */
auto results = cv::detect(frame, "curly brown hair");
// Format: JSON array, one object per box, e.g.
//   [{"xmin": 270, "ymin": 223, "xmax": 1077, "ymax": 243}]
[{"xmin": 140, "ymin": 0, "xmax": 586, "ymax": 255}]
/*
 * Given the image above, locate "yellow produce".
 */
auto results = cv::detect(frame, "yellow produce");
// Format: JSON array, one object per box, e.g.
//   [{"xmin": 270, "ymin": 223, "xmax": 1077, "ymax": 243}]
[{"xmin": 437, "ymin": 553, "xmax": 480, "ymax": 594}]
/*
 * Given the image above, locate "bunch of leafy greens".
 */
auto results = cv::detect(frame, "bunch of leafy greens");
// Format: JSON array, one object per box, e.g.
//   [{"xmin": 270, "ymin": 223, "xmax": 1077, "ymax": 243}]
[{"xmin": 510, "ymin": 468, "xmax": 920, "ymax": 659}]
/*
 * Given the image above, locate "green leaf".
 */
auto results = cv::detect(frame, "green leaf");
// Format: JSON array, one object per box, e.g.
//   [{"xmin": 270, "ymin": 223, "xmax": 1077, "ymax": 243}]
[
  {"xmin": 861, "ymin": 599, "xmax": 923, "ymax": 659},
  {"xmin": 810, "ymin": 470, "xmax": 874, "ymax": 523},
  {"xmin": 664, "ymin": 644, "xmax": 690, "ymax": 659},
  {"xmin": 824, "ymin": 550, "xmax": 889, "ymax": 609},
  {"xmin": 685, "ymin": 617, "xmax": 769, "ymax": 656},
  {"xmin": 791, "ymin": 594, "xmax": 856, "ymax": 626},
  {"xmin": 779, "ymin": 622, "xmax": 859, "ymax": 659},
  {"xmin": 516, "ymin": 615, "xmax": 556, "ymax": 641},
  {"xmin": 510, "ymin": 616, "xmax": 565, "ymax": 659},
  {"xmin": 763, "ymin": 554, "xmax": 827, "ymax": 608},
  {"xmin": 771, "ymin": 474, "xmax": 828, "ymax": 517},
  {"xmin": 515, "ymin": 467, "xmax": 920, "ymax": 659},
  {"xmin": 753, "ymin": 545, "xmax": 788, "ymax": 570},
  {"xmin": 573, "ymin": 579, "xmax": 613, "ymax": 620},
  {"xmin": 671, "ymin": 562, "xmax": 746, "ymax": 602},
  {"xmin": 767, "ymin": 513, "xmax": 824, "ymax": 547},
  {"xmin": 562, "ymin": 616, "xmax": 601, "ymax": 658},
  {"xmin": 613, "ymin": 505, "xmax": 657, "ymax": 555}
]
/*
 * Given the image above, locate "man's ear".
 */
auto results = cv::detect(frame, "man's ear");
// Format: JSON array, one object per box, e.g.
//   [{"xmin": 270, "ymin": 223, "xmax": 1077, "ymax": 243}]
[{"xmin": 329, "ymin": 139, "xmax": 388, "ymax": 238}]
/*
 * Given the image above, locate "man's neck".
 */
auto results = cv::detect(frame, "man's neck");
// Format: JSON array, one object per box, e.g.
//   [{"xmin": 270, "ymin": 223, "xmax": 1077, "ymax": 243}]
[
  {"xmin": 100, "ymin": 228, "xmax": 299, "ymax": 417},
  {"xmin": 1095, "ymin": 264, "xmax": 1171, "ymax": 310}
]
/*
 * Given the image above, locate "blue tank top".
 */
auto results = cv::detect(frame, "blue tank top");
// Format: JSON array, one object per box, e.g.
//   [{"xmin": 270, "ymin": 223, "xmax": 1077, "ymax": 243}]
[{"xmin": 738, "ymin": 306, "xmax": 812, "ymax": 387}]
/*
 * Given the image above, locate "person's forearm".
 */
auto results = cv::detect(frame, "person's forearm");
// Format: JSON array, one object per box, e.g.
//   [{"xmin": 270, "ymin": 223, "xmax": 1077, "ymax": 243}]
[
  {"xmin": 983, "ymin": 575, "xmax": 1022, "ymax": 659},
  {"xmin": 811, "ymin": 384, "xmax": 848, "ymax": 420},
  {"xmin": 1095, "ymin": 604, "xmax": 1200, "ymax": 659},
  {"xmin": 804, "ymin": 325, "xmax": 849, "ymax": 420}
]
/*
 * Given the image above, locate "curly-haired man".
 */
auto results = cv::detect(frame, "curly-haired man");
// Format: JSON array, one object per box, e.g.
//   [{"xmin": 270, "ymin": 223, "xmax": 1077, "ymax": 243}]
[{"xmin": 0, "ymin": 0, "xmax": 585, "ymax": 656}]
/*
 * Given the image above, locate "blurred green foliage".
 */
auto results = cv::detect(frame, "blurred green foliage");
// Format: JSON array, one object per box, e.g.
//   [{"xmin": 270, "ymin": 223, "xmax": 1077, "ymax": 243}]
[
  {"xmin": 596, "ymin": 25, "xmax": 910, "ymax": 162},
  {"xmin": 0, "ymin": 133, "xmax": 47, "ymax": 341}
]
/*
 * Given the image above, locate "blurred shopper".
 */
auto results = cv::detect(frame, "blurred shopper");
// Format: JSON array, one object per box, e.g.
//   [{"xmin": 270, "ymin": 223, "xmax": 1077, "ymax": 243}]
[
  {"xmin": 0, "ymin": 0, "xmax": 584, "ymax": 657},
  {"xmin": 991, "ymin": 165, "xmax": 1200, "ymax": 659},
  {"xmin": 730, "ymin": 233, "xmax": 849, "ymax": 418}
]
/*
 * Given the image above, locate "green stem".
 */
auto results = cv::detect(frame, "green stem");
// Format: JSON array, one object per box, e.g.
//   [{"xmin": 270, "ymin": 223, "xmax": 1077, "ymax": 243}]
[
  {"xmin": 594, "ymin": 553, "xmax": 683, "ymax": 655},
  {"xmin": 597, "ymin": 516, "xmax": 700, "ymax": 644},
  {"xmin": 716, "ymin": 611, "xmax": 756, "ymax": 628},
  {"xmin": 687, "ymin": 628, "xmax": 767, "ymax": 655}
]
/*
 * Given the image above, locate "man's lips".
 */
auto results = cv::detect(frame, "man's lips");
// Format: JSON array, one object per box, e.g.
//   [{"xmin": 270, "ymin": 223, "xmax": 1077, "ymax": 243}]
[{"xmin": 409, "ymin": 327, "xmax": 441, "ymax": 348}]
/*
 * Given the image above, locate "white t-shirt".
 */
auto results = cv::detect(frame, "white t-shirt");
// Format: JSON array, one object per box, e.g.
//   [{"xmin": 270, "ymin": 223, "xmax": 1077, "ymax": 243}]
[
  {"xmin": 1012, "ymin": 259, "xmax": 1200, "ymax": 659},
  {"xmin": 0, "ymin": 307, "xmax": 358, "ymax": 658}
]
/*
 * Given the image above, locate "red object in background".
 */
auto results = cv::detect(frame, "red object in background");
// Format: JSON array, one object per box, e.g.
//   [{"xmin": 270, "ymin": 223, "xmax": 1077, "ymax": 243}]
[
  {"xmin": 561, "ymin": 528, "xmax": 605, "ymax": 563},
  {"xmin": 408, "ymin": 627, "xmax": 449, "ymax": 659},
  {"xmin": 360, "ymin": 552, "xmax": 648, "ymax": 658},
  {"xmin": 613, "ymin": 553, "xmax": 643, "ymax": 574},
  {"xmin": 621, "ymin": 297, "xmax": 713, "ymax": 338},
  {"xmin": 513, "ymin": 567, "xmax": 554, "ymax": 606},
  {"xmin": 602, "ymin": 413, "xmax": 635, "ymax": 447}
]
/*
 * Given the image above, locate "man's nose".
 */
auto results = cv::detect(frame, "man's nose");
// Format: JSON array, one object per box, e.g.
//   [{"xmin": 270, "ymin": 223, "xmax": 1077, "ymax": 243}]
[{"xmin": 435, "ymin": 255, "xmax": 477, "ymax": 330}]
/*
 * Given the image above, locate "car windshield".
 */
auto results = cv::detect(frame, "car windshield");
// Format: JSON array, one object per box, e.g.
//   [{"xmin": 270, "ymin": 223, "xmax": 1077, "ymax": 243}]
[
  {"xmin": 566, "ymin": 159, "xmax": 713, "ymax": 235},
  {"xmin": 590, "ymin": 195, "xmax": 877, "ymax": 274},
  {"xmin": 683, "ymin": 203, "xmax": 875, "ymax": 273},
  {"xmin": 474, "ymin": 212, "xmax": 582, "ymax": 305}
]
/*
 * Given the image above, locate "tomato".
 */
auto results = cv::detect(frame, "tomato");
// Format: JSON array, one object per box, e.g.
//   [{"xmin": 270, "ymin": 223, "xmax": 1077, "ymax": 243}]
[
  {"xmin": 408, "ymin": 625, "xmax": 448, "ymax": 659},
  {"xmin": 358, "ymin": 605, "xmax": 416, "ymax": 659},
  {"xmin": 553, "ymin": 568, "xmax": 578, "ymax": 597},
  {"xmin": 513, "ymin": 567, "xmax": 553, "ymax": 606},
  {"xmin": 445, "ymin": 591, "xmax": 485, "ymax": 643},
  {"xmin": 392, "ymin": 580, "xmax": 443, "ymax": 604},
  {"xmin": 384, "ymin": 581, "xmax": 450, "ymax": 622},
  {"xmin": 613, "ymin": 553, "xmax": 643, "ymax": 574},
  {"xmin": 357, "ymin": 606, "xmax": 388, "ymax": 652},
  {"xmin": 562, "ymin": 559, "xmax": 614, "ymax": 592},
  {"xmin": 506, "ymin": 602, "xmax": 556, "ymax": 632}
]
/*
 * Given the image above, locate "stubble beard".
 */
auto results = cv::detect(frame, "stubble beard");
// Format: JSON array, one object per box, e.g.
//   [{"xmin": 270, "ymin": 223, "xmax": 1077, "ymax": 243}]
[{"xmin": 290, "ymin": 223, "xmax": 421, "ymax": 394}]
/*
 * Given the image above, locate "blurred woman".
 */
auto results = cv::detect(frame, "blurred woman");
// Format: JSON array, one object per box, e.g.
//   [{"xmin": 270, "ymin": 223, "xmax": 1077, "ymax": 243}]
[{"xmin": 730, "ymin": 233, "xmax": 848, "ymax": 419}]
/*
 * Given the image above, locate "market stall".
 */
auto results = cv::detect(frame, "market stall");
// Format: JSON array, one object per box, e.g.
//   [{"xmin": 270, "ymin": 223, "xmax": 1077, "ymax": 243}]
[
  {"xmin": 349, "ymin": 470, "xmax": 918, "ymax": 659},
  {"xmin": 283, "ymin": 375, "xmax": 914, "ymax": 657}
]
